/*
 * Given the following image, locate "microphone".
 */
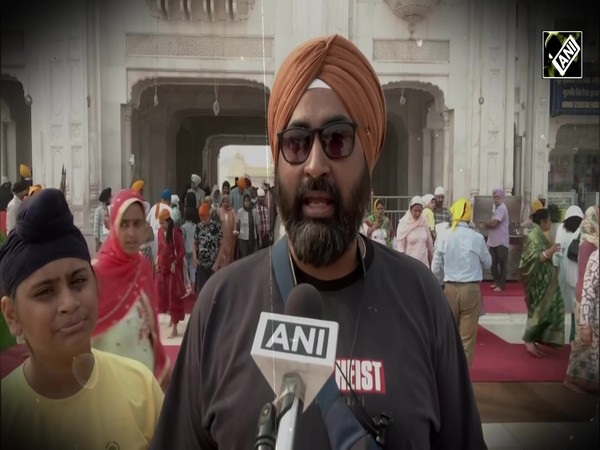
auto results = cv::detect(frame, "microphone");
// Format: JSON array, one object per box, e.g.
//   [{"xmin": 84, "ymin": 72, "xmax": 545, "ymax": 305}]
[{"xmin": 252, "ymin": 284, "xmax": 339, "ymax": 450}]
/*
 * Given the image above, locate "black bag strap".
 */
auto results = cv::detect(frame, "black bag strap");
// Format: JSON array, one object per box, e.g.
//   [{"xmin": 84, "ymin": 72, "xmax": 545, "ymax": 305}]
[{"xmin": 271, "ymin": 237, "xmax": 381, "ymax": 450}]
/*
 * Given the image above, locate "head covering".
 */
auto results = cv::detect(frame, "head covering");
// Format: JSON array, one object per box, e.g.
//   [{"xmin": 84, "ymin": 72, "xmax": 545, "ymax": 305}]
[
  {"xmin": 160, "ymin": 189, "xmax": 171, "ymax": 201},
  {"xmin": 268, "ymin": 34, "xmax": 386, "ymax": 173},
  {"xmin": 12, "ymin": 181, "xmax": 27, "ymax": 194},
  {"xmin": 564, "ymin": 205, "xmax": 584, "ymax": 221},
  {"xmin": 422, "ymin": 194, "xmax": 434, "ymax": 207},
  {"xmin": 492, "ymin": 187, "xmax": 505, "ymax": 199},
  {"xmin": 397, "ymin": 198, "xmax": 428, "ymax": 242},
  {"xmin": 158, "ymin": 208, "xmax": 171, "ymax": 221},
  {"xmin": 257, "ymin": 188, "xmax": 266, "ymax": 197},
  {"xmin": 131, "ymin": 180, "xmax": 145, "ymax": 192},
  {"xmin": 537, "ymin": 193, "xmax": 546, "ymax": 200},
  {"xmin": 171, "ymin": 194, "xmax": 180, "ymax": 206},
  {"xmin": 191, "ymin": 174, "xmax": 201, "ymax": 185},
  {"xmin": 237, "ymin": 177, "xmax": 246, "ymax": 189},
  {"xmin": 19, "ymin": 164, "xmax": 32, "ymax": 178},
  {"xmin": 93, "ymin": 189, "xmax": 169, "ymax": 381},
  {"xmin": 199, "ymin": 203, "xmax": 211, "ymax": 219},
  {"xmin": 0, "ymin": 189, "xmax": 90, "ymax": 296},
  {"xmin": 409, "ymin": 196, "xmax": 424, "ymax": 208},
  {"xmin": 580, "ymin": 206, "xmax": 599, "ymax": 248},
  {"xmin": 211, "ymin": 185, "xmax": 221, "ymax": 207},
  {"xmin": 99, "ymin": 187, "xmax": 112, "ymax": 203},
  {"xmin": 371, "ymin": 198, "xmax": 383, "ymax": 212},
  {"xmin": 28, "ymin": 184, "xmax": 42, "ymax": 196},
  {"xmin": 450, "ymin": 198, "xmax": 473, "ymax": 231},
  {"xmin": 1, "ymin": 176, "xmax": 9, "ymax": 185},
  {"xmin": 531, "ymin": 200, "xmax": 544, "ymax": 214},
  {"xmin": 434, "ymin": 186, "xmax": 445, "ymax": 196}
]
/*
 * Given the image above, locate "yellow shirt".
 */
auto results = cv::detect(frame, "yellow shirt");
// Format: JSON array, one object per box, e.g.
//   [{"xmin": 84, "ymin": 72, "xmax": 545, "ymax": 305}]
[
  {"xmin": 423, "ymin": 207, "xmax": 435, "ymax": 231},
  {"xmin": 1, "ymin": 349, "xmax": 164, "ymax": 450}
]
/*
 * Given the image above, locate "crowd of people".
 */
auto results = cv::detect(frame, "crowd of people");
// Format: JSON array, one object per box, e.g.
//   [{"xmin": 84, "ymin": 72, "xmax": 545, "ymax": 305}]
[{"xmin": 0, "ymin": 33, "xmax": 597, "ymax": 450}]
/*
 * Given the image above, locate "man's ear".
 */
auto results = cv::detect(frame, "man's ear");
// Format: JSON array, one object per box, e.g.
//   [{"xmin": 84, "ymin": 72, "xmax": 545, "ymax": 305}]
[{"xmin": 1, "ymin": 295, "xmax": 22, "ymax": 338}]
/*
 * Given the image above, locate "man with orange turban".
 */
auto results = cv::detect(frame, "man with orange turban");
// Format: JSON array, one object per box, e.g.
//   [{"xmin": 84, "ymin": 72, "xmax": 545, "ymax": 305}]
[
  {"xmin": 192, "ymin": 202, "xmax": 222, "ymax": 294},
  {"xmin": 153, "ymin": 35, "xmax": 486, "ymax": 450},
  {"xmin": 432, "ymin": 198, "xmax": 492, "ymax": 370}
]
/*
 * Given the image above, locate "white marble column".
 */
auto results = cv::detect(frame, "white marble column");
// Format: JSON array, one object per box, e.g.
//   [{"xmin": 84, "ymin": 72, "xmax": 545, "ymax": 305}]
[
  {"xmin": 120, "ymin": 104, "xmax": 133, "ymax": 190},
  {"xmin": 442, "ymin": 110, "xmax": 453, "ymax": 202}
]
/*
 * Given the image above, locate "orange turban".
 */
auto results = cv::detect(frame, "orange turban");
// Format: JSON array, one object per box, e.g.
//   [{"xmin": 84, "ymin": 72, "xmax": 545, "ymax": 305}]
[
  {"xmin": 268, "ymin": 34, "xmax": 386, "ymax": 173},
  {"xmin": 199, "ymin": 203, "xmax": 211, "ymax": 219},
  {"xmin": 28, "ymin": 184, "xmax": 42, "ymax": 196},
  {"xmin": 131, "ymin": 180, "xmax": 145, "ymax": 192},
  {"xmin": 158, "ymin": 208, "xmax": 171, "ymax": 221}
]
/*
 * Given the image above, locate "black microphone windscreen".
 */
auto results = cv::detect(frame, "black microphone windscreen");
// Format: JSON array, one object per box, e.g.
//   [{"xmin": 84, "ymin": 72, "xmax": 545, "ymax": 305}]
[{"xmin": 284, "ymin": 283, "xmax": 323, "ymax": 320}]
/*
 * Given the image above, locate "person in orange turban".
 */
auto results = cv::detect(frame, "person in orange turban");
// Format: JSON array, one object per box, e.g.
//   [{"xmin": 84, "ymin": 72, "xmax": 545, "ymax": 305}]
[
  {"xmin": 158, "ymin": 208, "xmax": 171, "ymax": 222},
  {"xmin": 149, "ymin": 35, "xmax": 487, "ymax": 450},
  {"xmin": 268, "ymin": 34, "xmax": 386, "ymax": 173},
  {"xmin": 131, "ymin": 180, "xmax": 145, "ymax": 193},
  {"xmin": 28, "ymin": 184, "xmax": 42, "ymax": 196},
  {"xmin": 198, "ymin": 203, "xmax": 211, "ymax": 223},
  {"xmin": 268, "ymin": 33, "xmax": 387, "ymax": 268}
]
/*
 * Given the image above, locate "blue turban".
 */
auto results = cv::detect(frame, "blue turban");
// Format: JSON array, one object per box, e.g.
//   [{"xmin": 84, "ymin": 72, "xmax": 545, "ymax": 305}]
[
  {"xmin": 161, "ymin": 189, "xmax": 172, "ymax": 201},
  {"xmin": 0, "ymin": 189, "xmax": 90, "ymax": 296}
]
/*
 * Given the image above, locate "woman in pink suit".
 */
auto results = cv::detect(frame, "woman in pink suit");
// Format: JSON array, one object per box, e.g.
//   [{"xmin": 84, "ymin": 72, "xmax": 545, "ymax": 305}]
[{"xmin": 156, "ymin": 208, "xmax": 186, "ymax": 338}]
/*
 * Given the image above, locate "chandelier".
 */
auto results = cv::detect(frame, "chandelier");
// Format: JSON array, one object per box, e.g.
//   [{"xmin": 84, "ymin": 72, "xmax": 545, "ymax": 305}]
[{"xmin": 384, "ymin": 0, "xmax": 441, "ymax": 36}]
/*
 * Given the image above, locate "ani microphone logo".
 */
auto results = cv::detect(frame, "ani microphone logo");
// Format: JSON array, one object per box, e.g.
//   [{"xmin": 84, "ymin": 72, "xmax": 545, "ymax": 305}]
[{"xmin": 542, "ymin": 31, "xmax": 583, "ymax": 79}]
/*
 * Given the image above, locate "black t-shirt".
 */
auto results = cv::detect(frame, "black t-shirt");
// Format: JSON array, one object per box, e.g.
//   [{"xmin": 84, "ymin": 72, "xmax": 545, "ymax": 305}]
[{"xmin": 151, "ymin": 237, "xmax": 486, "ymax": 450}]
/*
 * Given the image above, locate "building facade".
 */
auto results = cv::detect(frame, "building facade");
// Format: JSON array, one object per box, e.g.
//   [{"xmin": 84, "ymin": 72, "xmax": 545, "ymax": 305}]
[{"xmin": 1, "ymin": 0, "xmax": 598, "ymax": 235}]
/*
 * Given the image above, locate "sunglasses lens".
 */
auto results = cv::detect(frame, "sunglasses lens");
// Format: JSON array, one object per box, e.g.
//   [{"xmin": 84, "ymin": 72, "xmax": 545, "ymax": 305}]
[
  {"xmin": 280, "ymin": 129, "xmax": 312, "ymax": 164},
  {"xmin": 322, "ymin": 123, "xmax": 355, "ymax": 159}
]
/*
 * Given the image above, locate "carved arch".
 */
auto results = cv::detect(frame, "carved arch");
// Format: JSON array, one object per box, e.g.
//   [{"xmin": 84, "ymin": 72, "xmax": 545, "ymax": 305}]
[{"xmin": 382, "ymin": 80, "xmax": 447, "ymax": 113}]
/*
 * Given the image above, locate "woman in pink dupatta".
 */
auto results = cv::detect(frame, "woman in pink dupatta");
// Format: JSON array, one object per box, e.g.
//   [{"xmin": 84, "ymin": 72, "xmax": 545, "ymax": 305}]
[
  {"xmin": 396, "ymin": 195, "xmax": 434, "ymax": 268},
  {"xmin": 156, "ymin": 208, "xmax": 186, "ymax": 338},
  {"xmin": 214, "ymin": 193, "xmax": 237, "ymax": 270},
  {"xmin": 92, "ymin": 189, "xmax": 170, "ymax": 390}
]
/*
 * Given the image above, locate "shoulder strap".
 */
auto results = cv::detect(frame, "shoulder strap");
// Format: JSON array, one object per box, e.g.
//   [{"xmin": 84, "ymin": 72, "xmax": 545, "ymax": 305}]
[
  {"xmin": 272, "ymin": 236, "xmax": 294, "ymax": 301},
  {"xmin": 271, "ymin": 236, "xmax": 380, "ymax": 450}
]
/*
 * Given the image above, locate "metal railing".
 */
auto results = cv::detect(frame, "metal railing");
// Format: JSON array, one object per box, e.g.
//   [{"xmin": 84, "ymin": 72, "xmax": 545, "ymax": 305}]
[{"xmin": 369, "ymin": 193, "xmax": 416, "ymax": 228}]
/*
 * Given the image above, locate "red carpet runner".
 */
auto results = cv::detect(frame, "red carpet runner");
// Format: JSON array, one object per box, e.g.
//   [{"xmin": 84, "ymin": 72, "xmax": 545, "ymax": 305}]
[{"xmin": 470, "ymin": 327, "xmax": 570, "ymax": 382}]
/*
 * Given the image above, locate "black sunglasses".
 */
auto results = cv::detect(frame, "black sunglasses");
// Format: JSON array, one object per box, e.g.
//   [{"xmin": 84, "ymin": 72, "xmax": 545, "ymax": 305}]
[{"xmin": 277, "ymin": 121, "xmax": 357, "ymax": 165}]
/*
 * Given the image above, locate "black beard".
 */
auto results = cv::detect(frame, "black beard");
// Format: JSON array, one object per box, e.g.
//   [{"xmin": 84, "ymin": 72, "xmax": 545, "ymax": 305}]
[{"xmin": 274, "ymin": 164, "xmax": 371, "ymax": 268}]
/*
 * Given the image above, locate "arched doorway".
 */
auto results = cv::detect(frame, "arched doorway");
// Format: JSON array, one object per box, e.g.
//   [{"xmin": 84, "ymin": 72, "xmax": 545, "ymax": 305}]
[
  {"xmin": 0, "ymin": 76, "xmax": 32, "ymax": 183},
  {"xmin": 126, "ymin": 78, "xmax": 269, "ymax": 203},
  {"xmin": 379, "ymin": 81, "xmax": 450, "ymax": 200}
]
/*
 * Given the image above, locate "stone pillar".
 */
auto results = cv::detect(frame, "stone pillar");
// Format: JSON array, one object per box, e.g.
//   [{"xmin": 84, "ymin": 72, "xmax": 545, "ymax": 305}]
[
  {"xmin": 502, "ymin": 0, "xmax": 517, "ymax": 194},
  {"xmin": 479, "ymin": 0, "xmax": 510, "ymax": 194},
  {"xmin": 421, "ymin": 128, "xmax": 432, "ymax": 193},
  {"xmin": 86, "ymin": 0, "xmax": 102, "ymax": 225},
  {"xmin": 121, "ymin": 104, "xmax": 133, "ymax": 190},
  {"xmin": 442, "ymin": 110, "xmax": 453, "ymax": 202}
]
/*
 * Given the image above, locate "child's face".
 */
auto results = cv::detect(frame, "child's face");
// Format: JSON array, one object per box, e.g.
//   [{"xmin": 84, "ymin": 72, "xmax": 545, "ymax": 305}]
[{"xmin": 1, "ymin": 258, "xmax": 98, "ymax": 363}]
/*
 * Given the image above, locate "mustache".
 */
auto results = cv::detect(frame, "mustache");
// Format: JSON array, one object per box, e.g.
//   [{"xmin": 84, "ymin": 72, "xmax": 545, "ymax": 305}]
[{"xmin": 296, "ymin": 177, "xmax": 340, "ymax": 204}]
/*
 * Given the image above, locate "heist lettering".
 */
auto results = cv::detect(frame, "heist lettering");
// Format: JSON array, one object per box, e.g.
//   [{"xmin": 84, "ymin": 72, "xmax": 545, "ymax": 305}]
[{"xmin": 335, "ymin": 359, "xmax": 386, "ymax": 394}]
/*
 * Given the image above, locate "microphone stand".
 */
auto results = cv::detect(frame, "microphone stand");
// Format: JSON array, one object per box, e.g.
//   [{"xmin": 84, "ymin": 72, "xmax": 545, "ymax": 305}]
[
  {"xmin": 254, "ymin": 373, "xmax": 305, "ymax": 450},
  {"xmin": 275, "ymin": 374, "xmax": 305, "ymax": 450}
]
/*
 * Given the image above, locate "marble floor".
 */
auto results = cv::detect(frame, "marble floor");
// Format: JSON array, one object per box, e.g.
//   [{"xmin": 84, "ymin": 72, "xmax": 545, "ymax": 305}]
[{"xmin": 158, "ymin": 312, "xmax": 599, "ymax": 449}]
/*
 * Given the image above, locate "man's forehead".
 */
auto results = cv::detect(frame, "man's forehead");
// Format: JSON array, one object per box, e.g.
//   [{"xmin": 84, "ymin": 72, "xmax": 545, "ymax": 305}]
[{"xmin": 287, "ymin": 89, "xmax": 352, "ymax": 127}]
